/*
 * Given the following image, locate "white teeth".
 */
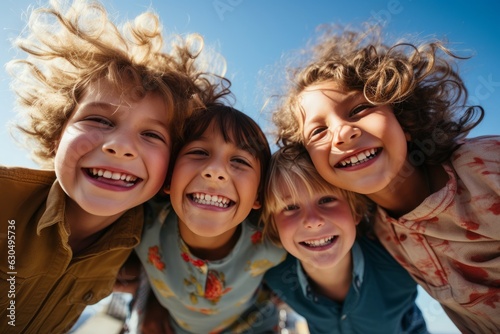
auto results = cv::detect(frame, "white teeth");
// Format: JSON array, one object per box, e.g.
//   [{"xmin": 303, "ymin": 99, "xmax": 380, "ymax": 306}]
[
  {"xmin": 303, "ymin": 236, "xmax": 335, "ymax": 247},
  {"xmin": 192, "ymin": 192, "xmax": 230, "ymax": 208},
  {"xmin": 89, "ymin": 168, "xmax": 137, "ymax": 182},
  {"xmin": 339, "ymin": 148, "xmax": 378, "ymax": 167}
]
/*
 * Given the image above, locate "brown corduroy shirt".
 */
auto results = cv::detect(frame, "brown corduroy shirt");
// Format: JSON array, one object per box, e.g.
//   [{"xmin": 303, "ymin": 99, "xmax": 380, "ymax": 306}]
[{"xmin": 0, "ymin": 166, "xmax": 143, "ymax": 333}]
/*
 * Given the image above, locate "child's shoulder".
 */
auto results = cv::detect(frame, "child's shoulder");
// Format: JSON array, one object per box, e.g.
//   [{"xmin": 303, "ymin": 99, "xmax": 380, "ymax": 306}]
[
  {"xmin": 357, "ymin": 235, "xmax": 402, "ymax": 269},
  {"xmin": 0, "ymin": 166, "xmax": 56, "ymax": 205},
  {"xmin": 454, "ymin": 135, "xmax": 500, "ymax": 157},
  {"xmin": 451, "ymin": 135, "xmax": 500, "ymax": 170},
  {"xmin": 0, "ymin": 165, "xmax": 55, "ymax": 185}
]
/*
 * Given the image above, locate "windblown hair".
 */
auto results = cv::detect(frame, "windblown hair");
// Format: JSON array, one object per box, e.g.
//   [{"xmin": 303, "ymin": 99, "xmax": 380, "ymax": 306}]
[
  {"xmin": 261, "ymin": 144, "xmax": 372, "ymax": 245},
  {"xmin": 167, "ymin": 104, "xmax": 271, "ymax": 202},
  {"xmin": 272, "ymin": 24, "xmax": 484, "ymax": 164},
  {"xmin": 7, "ymin": 0, "xmax": 230, "ymax": 168}
]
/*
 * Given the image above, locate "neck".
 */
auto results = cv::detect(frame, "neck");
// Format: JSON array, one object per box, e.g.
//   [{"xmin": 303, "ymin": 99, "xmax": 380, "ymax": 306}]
[
  {"xmin": 179, "ymin": 223, "xmax": 241, "ymax": 261},
  {"xmin": 301, "ymin": 251, "xmax": 353, "ymax": 302},
  {"xmin": 65, "ymin": 198, "xmax": 122, "ymax": 255},
  {"xmin": 368, "ymin": 164, "xmax": 429, "ymax": 218},
  {"xmin": 368, "ymin": 163, "xmax": 449, "ymax": 218}
]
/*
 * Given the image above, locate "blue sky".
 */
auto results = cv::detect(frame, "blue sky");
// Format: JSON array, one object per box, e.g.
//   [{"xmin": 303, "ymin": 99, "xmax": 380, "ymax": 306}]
[{"xmin": 1, "ymin": 1, "xmax": 499, "ymax": 332}]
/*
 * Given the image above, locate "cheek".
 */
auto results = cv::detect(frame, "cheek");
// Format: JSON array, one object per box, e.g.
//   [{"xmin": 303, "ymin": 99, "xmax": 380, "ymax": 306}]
[
  {"xmin": 275, "ymin": 217, "xmax": 295, "ymax": 238},
  {"xmin": 307, "ymin": 150, "xmax": 337, "ymax": 183},
  {"xmin": 150, "ymin": 150, "xmax": 170, "ymax": 178},
  {"xmin": 56, "ymin": 130, "xmax": 103, "ymax": 173}
]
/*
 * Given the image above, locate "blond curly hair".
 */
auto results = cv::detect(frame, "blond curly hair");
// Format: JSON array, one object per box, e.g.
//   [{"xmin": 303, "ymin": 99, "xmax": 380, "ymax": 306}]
[
  {"xmin": 7, "ymin": 0, "xmax": 230, "ymax": 168},
  {"xmin": 272, "ymin": 24, "xmax": 484, "ymax": 164}
]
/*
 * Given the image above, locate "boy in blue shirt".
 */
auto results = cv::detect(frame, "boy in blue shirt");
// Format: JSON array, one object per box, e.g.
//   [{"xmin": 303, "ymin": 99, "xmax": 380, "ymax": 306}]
[{"xmin": 262, "ymin": 145, "xmax": 428, "ymax": 334}]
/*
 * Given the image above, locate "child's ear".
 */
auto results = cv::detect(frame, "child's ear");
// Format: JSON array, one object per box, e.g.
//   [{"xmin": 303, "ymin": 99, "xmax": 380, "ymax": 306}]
[
  {"xmin": 163, "ymin": 185, "xmax": 170, "ymax": 195},
  {"xmin": 405, "ymin": 132, "xmax": 411, "ymax": 141},
  {"xmin": 252, "ymin": 198, "xmax": 261, "ymax": 210}
]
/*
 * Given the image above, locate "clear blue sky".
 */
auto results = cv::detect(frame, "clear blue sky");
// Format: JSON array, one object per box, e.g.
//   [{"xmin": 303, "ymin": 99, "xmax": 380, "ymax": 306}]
[{"xmin": 1, "ymin": 1, "xmax": 499, "ymax": 333}]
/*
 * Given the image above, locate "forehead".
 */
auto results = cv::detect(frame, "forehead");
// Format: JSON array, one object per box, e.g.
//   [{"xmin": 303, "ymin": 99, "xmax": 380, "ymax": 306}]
[
  {"xmin": 79, "ymin": 77, "xmax": 147, "ymax": 104},
  {"xmin": 299, "ymin": 82, "xmax": 362, "ymax": 121},
  {"xmin": 78, "ymin": 78, "xmax": 167, "ymax": 121},
  {"xmin": 276, "ymin": 172, "xmax": 344, "ymax": 200},
  {"xmin": 300, "ymin": 82, "xmax": 359, "ymax": 107}
]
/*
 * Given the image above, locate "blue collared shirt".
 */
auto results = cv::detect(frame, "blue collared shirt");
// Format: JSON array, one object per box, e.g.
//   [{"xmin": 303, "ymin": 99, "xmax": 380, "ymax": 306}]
[{"xmin": 264, "ymin": 236, "xmax": 428, "ymax": 334}]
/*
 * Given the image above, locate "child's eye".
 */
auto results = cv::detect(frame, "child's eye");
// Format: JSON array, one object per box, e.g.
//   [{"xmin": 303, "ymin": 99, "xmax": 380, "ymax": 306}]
[
  {"xmin": 319, "ymin": 196, "xmax": 337, "ymax": 205},
  {"xmin": 85, "ymin": 116, "xmax": 113, "ymax": 126},
  {"xmin": 143, "ymin": 131, "xmax": 167, "ymax": 143},
  {"xmin": 186, "ymin": 149, "xmax": 208, "ymax": 156},
  {"xmin": 284, "ymin": 204, "xmax": 299, "ymax": 211},
  {"xmin": 350, "ymin": 104, "xmax": 373, "ymax": 117},
  {"xmin": 311, "ymin": 127, "xmax": 327, "ymax": 137},
  {"xmin": 231, "ymin": 157, "xmax": 252, "ymax": 167},
  {"xmin": 307, "ymin": 126, "xmax": 329, "ymax": 144}
]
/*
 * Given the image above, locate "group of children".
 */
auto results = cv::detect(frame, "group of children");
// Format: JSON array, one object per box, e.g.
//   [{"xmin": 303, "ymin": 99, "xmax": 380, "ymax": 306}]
[{"xmin": 0, "ymin": 1, "xmax": 498, "ymax": 334}]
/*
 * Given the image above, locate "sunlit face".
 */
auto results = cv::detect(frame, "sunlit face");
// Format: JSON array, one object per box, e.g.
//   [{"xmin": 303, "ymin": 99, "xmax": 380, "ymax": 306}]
[
  {"xmin": 54, "ymin": 78, "xmax": 171, "ymax": 218},
  {"xmin": 299, "ymin": 81, "xmax": 408, "ymax": 195},
  {"xmin": 168, "ymin": 124, "xmax": 262, "ymax": 239},
  {"xmin": 273, "ymin": 178, "xmax": 357, "ymax": 270}
]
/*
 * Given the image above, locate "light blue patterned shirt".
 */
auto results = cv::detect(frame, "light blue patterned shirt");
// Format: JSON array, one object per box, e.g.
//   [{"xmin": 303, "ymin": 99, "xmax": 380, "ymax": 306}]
[{"xmin": 135, "ymin": 200, "xmax": 286, "ymax": 334}]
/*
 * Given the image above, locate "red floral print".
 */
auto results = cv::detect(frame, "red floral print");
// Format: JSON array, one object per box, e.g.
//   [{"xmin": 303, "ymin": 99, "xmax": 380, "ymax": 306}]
[
  {"xmin": 204, "ymin": 270, "xmax": 231, "ymax": 303},
  {"xmin": 182, "ymin": 252, "xmax": 206, "ymax": 267},
  {"xmin": 148, "ymin": 246, "xmax": 165, "ymax": 271},
  {"xmin": 251, "ymin": 231, "xmax": 262, "ymax": 244}
]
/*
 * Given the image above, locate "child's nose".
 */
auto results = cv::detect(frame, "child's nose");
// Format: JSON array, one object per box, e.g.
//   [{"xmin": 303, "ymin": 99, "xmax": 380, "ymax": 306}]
[
  {"xmin": 202, "ymin": 162, "xmax": 228, "ymax": 181},
  {"xmin": 102, "ymin": 135, "xmax": 137, "ymax": 159},
  {"xmin": 332, "ymin": 124, "xmax": 361, "ymax": 146},
  {"xmin": 203, "ymin": 171, "xmax": 227, "ymax": 181},
  {"xmin": 303, "ymin": 211, "xmax": 325, "ymax": 229}
]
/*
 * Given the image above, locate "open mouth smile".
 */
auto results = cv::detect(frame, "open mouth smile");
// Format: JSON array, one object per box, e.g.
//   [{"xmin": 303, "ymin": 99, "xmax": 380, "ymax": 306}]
[
  {"xmin": 301, "ymin": 235, "xmax": 338, "ymax": 248},
  {"xmin": 189, "ymin": 192, "xmax": 234, "ymax": 208},
  {"xmin": 85, "ymin": 168, "xmax": 141, "ymax": 187},
  {"xmin": 335, "ymin": 148, "xmax": 381, "ymax": 168}
]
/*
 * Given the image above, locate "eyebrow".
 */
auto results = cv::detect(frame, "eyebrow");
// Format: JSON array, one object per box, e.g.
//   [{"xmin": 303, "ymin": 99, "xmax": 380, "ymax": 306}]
[{"xmin": 78, "ymin": 101, "xmax": 120, "ymax": 112}]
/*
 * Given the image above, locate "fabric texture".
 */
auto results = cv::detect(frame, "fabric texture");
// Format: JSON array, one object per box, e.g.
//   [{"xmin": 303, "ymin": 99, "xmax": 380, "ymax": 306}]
[
  {"xmin": 135, "ymin": 200, "xmax": 286, "ymax": 334},
  {"xmin": 0, "ymin": 166, "xmax": 143, "ymax": 333},
  {"xmin": 264, "ymin": 236, "xmax": 427, "ymax": 334},
  {"xmin": 374, "ymin": 136, "xmax": 500, "ymax": 333}
]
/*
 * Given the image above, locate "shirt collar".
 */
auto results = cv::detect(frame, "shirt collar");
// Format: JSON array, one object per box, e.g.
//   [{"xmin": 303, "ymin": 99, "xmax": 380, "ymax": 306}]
[
  {"xmin": 37, "ymin": 179, "xmax": 67, "ymax": 234},
  {"xmin": 351, "ymin": 241, "xmax": 364, "ymax": 291},
  {"xmin": 36, "ymin": 179, "xmax": 143, "ymax": 250}
]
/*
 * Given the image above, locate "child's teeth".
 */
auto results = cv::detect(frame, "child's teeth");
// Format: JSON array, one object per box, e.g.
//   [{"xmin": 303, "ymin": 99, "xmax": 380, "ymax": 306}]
[
  {"xmin": 89, "ymin": 168, "xmax": 137, "ymax": 183},
  {"xmin": 192, "ymin": 193, "xmax": 231, "ymax": 208}
]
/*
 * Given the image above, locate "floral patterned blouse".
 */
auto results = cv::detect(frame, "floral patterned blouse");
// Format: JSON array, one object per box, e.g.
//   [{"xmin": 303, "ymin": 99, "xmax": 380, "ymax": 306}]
[
  {"xmin": 135, "ymin": 201, "xmax": 286, "ymax": 334},
  {"xmin": 374, "ymin": 136, "xmax": 500, "ymax": 334}
]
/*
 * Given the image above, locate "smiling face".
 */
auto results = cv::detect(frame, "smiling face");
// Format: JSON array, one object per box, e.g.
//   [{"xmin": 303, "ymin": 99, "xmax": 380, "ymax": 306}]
[
  {"xmin": 299, "ymin": 81, "xmax": 409, "ymax": 195},
  {"xmin": 168, "ymin": 122, "xmax": 262, "ymax": 240},
  {"xmin": 54, "ymin": 78, "xmax": 171, "ymax": 219},
  {"xmin": 273, "ymin": 175, "xmax": 357, "ymax": 270}
]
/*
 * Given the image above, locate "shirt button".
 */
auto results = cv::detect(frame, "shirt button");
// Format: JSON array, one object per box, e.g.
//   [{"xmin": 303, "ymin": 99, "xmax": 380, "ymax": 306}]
[
  {"xmin": 341, "ymin": 314, "xmax": 347, "ymax": 320},
  {"xmin": 82, "ymin": 291, "xmax": 94, "ymax": 302},
  {"xmin": 399, "ymin": 234, "xmax": 407, "ymax": 242}
]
